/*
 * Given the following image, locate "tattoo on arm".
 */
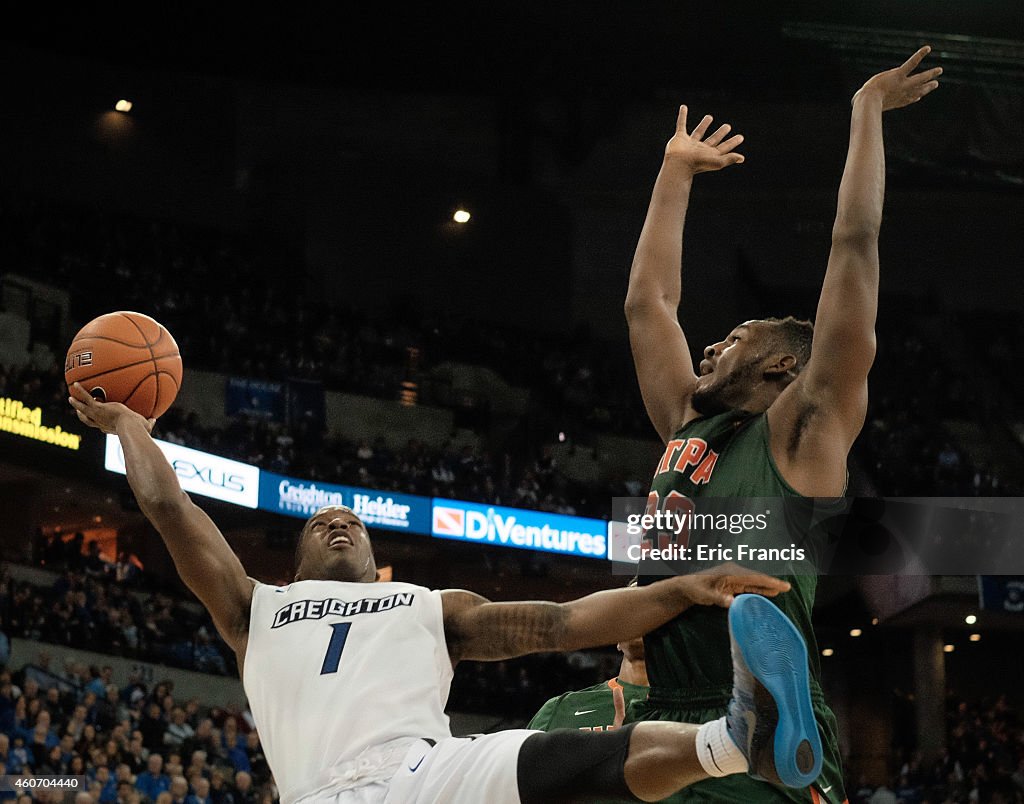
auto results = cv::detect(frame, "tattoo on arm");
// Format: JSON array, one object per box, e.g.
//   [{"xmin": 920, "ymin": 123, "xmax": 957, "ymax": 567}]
[{"xmin": 444, "ymin": 592, "xmax": 569, "ymax": 662}]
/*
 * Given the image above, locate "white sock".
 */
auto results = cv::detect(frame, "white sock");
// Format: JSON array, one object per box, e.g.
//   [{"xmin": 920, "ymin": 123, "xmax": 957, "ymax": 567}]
[{"xmin": 695, "ymin": 717, "xmax": 748, "ymax": 777}]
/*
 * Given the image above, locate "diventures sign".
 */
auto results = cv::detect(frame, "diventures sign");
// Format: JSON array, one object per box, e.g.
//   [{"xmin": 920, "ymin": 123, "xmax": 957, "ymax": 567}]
[
  {"xmin": 0, "ymin": 397, "xmax": 82, "ymax": 450},
  {"xmin": 104, "ymin": 434, "xmax": 260, "ymax": 508},
  {"xmin": 431, "ymin": 500, "xmax": 608, "ymax": 559}
]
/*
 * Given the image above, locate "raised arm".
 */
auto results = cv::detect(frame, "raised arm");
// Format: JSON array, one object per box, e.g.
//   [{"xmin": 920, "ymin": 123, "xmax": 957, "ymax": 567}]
[
  {"xmin": 770, "ymin": 47, "xmax": 941, "ymax": 494},
  {"xmin": 442, "ymin": 564, "xmax": 789, "ymax": 663},
  {"xmin": 625, "ymin": 106, "xmax": 745, "ymax": 442},
  {"xmin": 69, "ymin": 383, "xmax": 254, "ymax": 656}
]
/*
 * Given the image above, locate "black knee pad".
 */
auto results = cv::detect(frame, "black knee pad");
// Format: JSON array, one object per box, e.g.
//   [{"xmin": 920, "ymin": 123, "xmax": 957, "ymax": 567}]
[{"xmin": 516, "ymin": 723, "xmax": 643, "ymax": 804}]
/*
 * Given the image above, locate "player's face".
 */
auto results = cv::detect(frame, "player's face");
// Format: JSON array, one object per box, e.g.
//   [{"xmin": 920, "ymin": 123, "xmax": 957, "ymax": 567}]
[
  {"xmin": 692, "ymin": 321, "xmax": 770, "ymax": 414},
  {"xmin": 299, "ymin": 506, "xmax": 375, "ymax": 582}
]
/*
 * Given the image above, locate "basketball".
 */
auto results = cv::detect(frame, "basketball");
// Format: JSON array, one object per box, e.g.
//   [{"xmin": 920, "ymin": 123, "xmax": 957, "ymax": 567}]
[{"xmin": 64, "ymin": 311, "xmax": 183, "ymax": 419}]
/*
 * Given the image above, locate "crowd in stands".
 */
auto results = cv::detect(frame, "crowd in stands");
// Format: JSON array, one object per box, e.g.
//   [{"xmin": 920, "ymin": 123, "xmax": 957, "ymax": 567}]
[
  {"xmin": 1, "ymin": 561, "xmax": 235, "ymax": 679},
  {"xmin": 0, "ymin": 648, "xmax": 274, "ymax": 804},
  {"xmin": 3, "ymin": 197, "xmax": 1024, "ymax": 510},
  {"xmin": 853, "ymin": 694, "xmax": 1024, "ymax": 804}
]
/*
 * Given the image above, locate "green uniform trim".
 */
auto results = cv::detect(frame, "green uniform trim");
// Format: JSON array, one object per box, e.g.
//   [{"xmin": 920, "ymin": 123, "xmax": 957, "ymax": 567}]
[{"xmin": 527, "ymin": 677, "xmax": 649, "ymax": 732}]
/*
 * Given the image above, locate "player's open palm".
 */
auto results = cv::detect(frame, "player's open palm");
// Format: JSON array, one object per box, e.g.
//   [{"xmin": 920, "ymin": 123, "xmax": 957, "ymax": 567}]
[
  {"xmin": 677, "ymin": 562, "xmax": 791, "ymax": 608},
  {"xmin": 664, "ymin": 105, "xmax": 745, "ymax": 174},
  {"xmin": 856, "ymin": 46, "xmax": 942, "ymax": 111}
]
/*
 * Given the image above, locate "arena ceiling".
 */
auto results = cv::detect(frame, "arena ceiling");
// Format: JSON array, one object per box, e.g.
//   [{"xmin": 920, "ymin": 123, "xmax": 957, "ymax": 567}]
[{"xmin": 6, "ymin": 3, "xmax": 1022, "ymax": 100}]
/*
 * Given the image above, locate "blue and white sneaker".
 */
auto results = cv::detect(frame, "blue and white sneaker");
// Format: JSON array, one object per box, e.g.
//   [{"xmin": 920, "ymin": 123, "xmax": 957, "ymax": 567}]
[{"xmin": 725, "ymin": 594, "xmax": 823, "ymax": 788}]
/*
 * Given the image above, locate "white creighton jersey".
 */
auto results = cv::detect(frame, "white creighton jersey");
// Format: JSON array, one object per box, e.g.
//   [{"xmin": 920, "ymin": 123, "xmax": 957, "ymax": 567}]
[{"xmin": 243, "ymin": 580, "xmax": 454, "ymax": 802}]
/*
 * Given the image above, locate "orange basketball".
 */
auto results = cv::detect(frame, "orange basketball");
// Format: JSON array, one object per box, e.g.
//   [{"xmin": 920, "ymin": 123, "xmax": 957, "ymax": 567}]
[{"xmin": 64, "ymin": 311, "xmax": 183, "ymax": 419}]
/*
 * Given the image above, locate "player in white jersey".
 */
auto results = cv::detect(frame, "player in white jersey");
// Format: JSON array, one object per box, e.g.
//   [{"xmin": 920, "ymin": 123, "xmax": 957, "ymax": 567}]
[{"xmin": 71, "ymin": 382, "xmax": 827, "ymax": 803}]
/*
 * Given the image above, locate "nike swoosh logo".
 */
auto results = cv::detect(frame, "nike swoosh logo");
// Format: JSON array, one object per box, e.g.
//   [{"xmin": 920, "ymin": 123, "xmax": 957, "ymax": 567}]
[
  {"xmin": 821, "ymin": 786, "xmax": 833, "ymax": 795},
  {"xmin": 574, "ymin": 709, "xmax": 596, "ymax": 716},
  {"xmin": 408, "ymin": 756, "xmax": 425, "ymax": 773}
]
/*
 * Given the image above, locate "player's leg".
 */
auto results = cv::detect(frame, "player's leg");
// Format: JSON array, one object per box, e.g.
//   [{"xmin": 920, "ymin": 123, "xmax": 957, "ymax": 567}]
[
  {"xmin": 389, "ymin": 593, "xmax": 822, "ymax": 803},
  {"xmin": 519, "ymin": 593, "xmax": 823, "ymax": 800}
]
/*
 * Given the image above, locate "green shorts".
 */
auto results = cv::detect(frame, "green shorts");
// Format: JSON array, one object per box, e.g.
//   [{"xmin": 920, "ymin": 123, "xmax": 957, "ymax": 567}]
[{"xmin": 625, "ymin": 687, "xmax": 847, "ymax": 804}]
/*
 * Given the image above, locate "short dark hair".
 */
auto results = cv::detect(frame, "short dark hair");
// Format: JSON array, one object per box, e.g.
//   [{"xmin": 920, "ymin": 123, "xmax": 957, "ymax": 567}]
[{"xmin": 762, "ymin": 316, "xmax": 814, "ymax": 373}]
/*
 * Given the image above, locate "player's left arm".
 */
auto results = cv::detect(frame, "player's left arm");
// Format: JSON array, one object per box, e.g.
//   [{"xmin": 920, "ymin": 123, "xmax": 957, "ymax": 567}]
[
  {"xmin": 442, "ymin": 564, "xmax": 789, "ymax": 663},
  {"xmin": 769, "ymin": 47, "xmax": 941, "ymax": 495}
]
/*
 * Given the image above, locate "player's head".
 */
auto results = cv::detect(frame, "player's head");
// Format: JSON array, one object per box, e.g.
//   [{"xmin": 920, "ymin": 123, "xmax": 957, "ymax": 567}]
[
  {"xmin": 293, "ymin": 505, "xmax": 378, "ymax": 583},
  {"xmin": 692, "ymin": 317, "xmax": 813, "ymax": 415}
]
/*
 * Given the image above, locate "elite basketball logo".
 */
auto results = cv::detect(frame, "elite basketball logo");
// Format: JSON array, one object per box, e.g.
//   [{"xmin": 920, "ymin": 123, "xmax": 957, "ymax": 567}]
[
  {"xmin": 64, "ymin": 350, "xmax": 93, "ymax": 372},
  {"xmin": 653, "ymin": 437, "xmax": 719, "ymax": 486}
]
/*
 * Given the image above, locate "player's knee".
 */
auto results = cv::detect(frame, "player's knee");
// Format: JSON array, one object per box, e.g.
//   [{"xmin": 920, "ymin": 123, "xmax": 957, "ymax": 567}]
[{"xmin": 516, "ymin": 724, "xmax": 643, "ymax": 804}]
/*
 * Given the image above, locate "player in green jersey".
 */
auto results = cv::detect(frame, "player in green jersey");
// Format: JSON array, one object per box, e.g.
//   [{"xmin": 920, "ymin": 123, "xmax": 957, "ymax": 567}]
[
  {"xmin": 622, "ymin": 48, "xmax": 942, "ymax": 803},
  {"xmin": 528, "ymin": 637, "xmax": 649, "ymax": 733}
]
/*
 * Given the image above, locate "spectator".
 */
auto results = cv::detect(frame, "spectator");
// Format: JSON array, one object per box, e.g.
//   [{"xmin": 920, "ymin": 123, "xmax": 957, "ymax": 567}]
[
  {"xmin": 164, "ymin": 708, "xmax": 195, "ymax": 750},
  {"xmin": 135, "ymin": 753, "xmax": 171, "ymax": 801},
  {"xmin": 182, "ymin": 719, "xmax": 217, "ymax": 760},
  {"xmin": 243, "ymin": 732, "xmax": 268, "ymax": 783},
  {"xmin": 95, "ymin": 765, "xmax": 118, "ymax": 804},
  {"xmin": 186, "ymin": 777, "xmax": 212, "ymax": 804},
  {"xmin": 140, "ymin": 702, "xmax": 166, "ymax": 752},
  {"xmin": 207, "ymin": 768, "xmax": 235, "ymax": 804},
  {"xmin": 123, "ymin": 733, "xmax": 147, "ymax": 775},
  {"xmin": 168, "ymin": 775, "xmax": 189, "ymax": 804},
  {"xmin": 232, "ymin": 772, "xmax": 259, "ymax": 804}
]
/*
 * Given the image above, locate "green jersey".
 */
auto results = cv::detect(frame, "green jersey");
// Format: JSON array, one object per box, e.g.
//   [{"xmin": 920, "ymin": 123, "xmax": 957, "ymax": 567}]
[
  {"xmin": 639, "ymin": 409, "xmax": 834, "ymax": 696},
  {"xmin": 630, "ymin": 410, "xmax": 848, "ymax": 804},
  {"xmin": 527, "ymin": 677, "xmax": 649, "ymax": 732}
]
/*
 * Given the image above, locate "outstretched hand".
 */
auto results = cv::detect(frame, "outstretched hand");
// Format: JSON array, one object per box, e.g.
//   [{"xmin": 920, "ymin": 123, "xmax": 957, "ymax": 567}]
[
  {"xmin": 677, "ymin": 562, "xmax": 791, "ymax": 608},
  {"xmin": 664, "ymin": 105, "xmax": 745, "ymax": 175},
  {"xmin": 68, "ymin": 382, "xmax": 155, "ymax": 436},
  {"xmin": 855, "ymin": 46, "xmax": 942, "ymax": 111}
]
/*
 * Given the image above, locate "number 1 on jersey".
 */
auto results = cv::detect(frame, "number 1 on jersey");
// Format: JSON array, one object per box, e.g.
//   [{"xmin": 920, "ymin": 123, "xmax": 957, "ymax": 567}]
[{"xmin": 320, "ymin": 622, "xmax": 352, "ymax": 675}]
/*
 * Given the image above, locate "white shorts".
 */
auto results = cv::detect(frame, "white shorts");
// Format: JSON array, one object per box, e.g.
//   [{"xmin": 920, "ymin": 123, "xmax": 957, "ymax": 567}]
[{"xmin": 306, "ymin": 730, "xmax": 536, "ymax": 804}]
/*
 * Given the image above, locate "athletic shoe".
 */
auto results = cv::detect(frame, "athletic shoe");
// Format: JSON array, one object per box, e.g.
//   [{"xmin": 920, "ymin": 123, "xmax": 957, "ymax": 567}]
[{"xmin": 725, "ymin": 593, "xmax": 823, "ymax": 788}]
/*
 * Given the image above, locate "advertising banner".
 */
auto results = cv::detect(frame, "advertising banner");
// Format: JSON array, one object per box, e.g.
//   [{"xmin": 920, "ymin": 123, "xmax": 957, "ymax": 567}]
[
  {"xmin": 431, "ymin": 499, "xmax": 608, "ymax": 559},
  {"xmin": 104, "ymin": 434, "xmax": 260, "ymax": 508},
  {"xmin": 0, "ymin": 397, "xmax": 83, "ymax": 451},
  {"xmin": 259, "ymin": 472, "xmax": 432, "ymax": 535}
]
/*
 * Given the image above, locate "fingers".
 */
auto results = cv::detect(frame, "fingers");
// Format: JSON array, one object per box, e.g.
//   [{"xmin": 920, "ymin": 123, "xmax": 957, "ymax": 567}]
[
  {"xmin": 68, "ymin": 381, "xmax": 96, "ymax": 405},
  {"xmin": 718, "ymin": 133, "xmax": 744, "ymax": 154},
  {"xmin": 704, "ymin": 123, "xmax": 732, "ymax": 147},
  {"xmin": 913, "ymin": 66, "xmax": 943, "ymax": 83},
  {"xmin": 900, "ymin": 45, "xmax": 931, "ymax": 75},
  {"xmin": 676, "ymin": 105, "xmax": 688, "ymax": 134},
  {"xmin": 691, "ymin": 114, "xmax": 713, "ymax": 141},
  {"xmin": 917, "ymin": 81, "xmax": 940, "ymax": 100}
]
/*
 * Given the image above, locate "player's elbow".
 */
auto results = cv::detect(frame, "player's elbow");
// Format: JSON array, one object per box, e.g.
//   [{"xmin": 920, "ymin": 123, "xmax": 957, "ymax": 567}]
[
  {"xmin": 831, "ymin": 223, "xmax": 880, "ymax": 249},
  {"xmin": 136, "ymin": 491, "xmax": 192, "ymax": 529},
  {"xmin": 624, "ymin": 293, "xmax": 673, "ymax": 323},
  {"xmin": 555, "ymin": 602, "xmax": 598, "ymax": 651}
]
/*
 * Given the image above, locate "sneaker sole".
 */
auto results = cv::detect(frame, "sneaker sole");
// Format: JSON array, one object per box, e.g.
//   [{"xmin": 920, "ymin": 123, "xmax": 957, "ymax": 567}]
[{"xmin": 728, "ymin": 594, "xmax": 823, "ymax": 788}]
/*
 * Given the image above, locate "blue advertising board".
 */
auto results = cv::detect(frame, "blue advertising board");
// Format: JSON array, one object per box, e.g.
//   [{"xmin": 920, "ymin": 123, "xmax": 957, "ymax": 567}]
[
  {"xmin": 431, "ymin": 499, "xmax": 608, "ymax": 560},
  {"xmin": 978, "ymin": 575, "xmax": 1024, "ymax": 613},
  {"xmin": 259, "ymin": 472, "xmax": 432, "ymax": 536}
]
